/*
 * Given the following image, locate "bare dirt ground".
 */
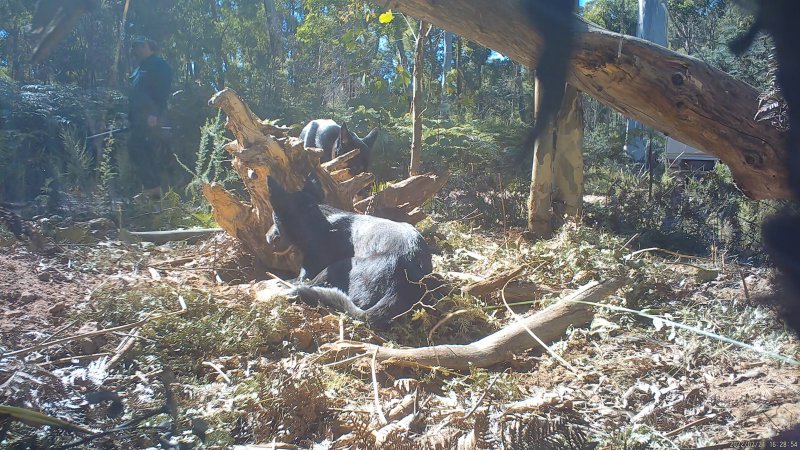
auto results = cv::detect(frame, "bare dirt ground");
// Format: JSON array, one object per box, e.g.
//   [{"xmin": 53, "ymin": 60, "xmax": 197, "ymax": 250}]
[
  {"xmin": 0, "ymin": 246, "xmax": 91, "ymax": 348},
  {"xmin": 0, "ymin": 221, "xmax": 798, "ymax": 449}
]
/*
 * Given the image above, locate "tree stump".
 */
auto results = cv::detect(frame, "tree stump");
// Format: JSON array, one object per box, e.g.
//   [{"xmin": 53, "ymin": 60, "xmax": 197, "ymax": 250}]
[{"xmin": 202, "ymin": 88, "xmax": 448, "ymax": 272}]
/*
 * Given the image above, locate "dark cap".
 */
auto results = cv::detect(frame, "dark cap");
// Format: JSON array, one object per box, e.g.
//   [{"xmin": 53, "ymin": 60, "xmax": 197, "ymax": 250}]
[{"xmin": 131, "ymin": 35, "xmax": 158, "ymax": 51}]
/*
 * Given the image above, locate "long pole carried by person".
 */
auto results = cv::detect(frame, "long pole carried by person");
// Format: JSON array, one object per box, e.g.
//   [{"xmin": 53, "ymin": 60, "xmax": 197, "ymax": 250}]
[{"xmin": 86, "ymin": 126, "xmax": 171, "ymax": 141}]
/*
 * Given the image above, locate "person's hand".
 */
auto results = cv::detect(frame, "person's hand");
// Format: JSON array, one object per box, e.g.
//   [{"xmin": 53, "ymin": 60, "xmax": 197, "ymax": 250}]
[{"xmin": 147, "ymin": 115, "xmax": 158, "ymax": 128}]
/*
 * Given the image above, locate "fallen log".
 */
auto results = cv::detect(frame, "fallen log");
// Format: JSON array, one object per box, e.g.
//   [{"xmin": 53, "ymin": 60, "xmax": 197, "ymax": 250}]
[
  {"xmin": 320, "ymin": 278, "xmax": 626, "ymax": 371},
  {"xmin": 381, "ymin": 0, "xmax": 790, "ymax": 200}
]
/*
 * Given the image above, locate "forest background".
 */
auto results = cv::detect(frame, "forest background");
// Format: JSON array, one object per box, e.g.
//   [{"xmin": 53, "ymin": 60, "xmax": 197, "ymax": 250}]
[{"xmin": 0, "ymin": 0, "xmax": 782, "ymax": 261}]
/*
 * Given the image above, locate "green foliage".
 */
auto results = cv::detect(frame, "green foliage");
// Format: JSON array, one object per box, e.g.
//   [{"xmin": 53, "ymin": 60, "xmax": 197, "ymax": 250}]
[
  {"xmin": 693, "ymin": 5, "xmax": 771, "ymax": 89},
  {"xmin": 79, "ymin": 285, "xmax": 291, "ymax": 375},
  {"xmin": 668, "ymin": 0, "xmax": 727, "ymax": 54},
  {"xmin": 97, "ymin": 134, "xmax": 117, "ymax": 203},
  {"xmin": 582, "ymin": 0, "xmax": 639, "ymax": 35},
  {"xmin": 179, "ymin": 111, "xmax": 239, "ymax": 203},
  {"xmin": 0, "ymin": 0, "xmax": 787, "ymax": 266},
  {"xmin": 584, "ymin": 162, "xmax": 789, "ymax": 261},
  {"xmin": 0, "ymin": 78, "xmax": 128, "ymax": 203},
  {"xmin": 60, "ymin": 125, "xmax": 94, "ymax": 193},
  {"xmin": 602, "ymin": 424, "xmax": 677, "ymax": 450},
  {"xmin": 582, "ymin": 104, "xmax": 630, "ymax": 166}
]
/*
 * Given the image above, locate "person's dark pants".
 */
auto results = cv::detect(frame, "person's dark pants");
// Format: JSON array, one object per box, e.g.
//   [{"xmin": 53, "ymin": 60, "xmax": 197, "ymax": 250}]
[{"xmin": 127, "ymin": 125, "xmax": 167, "ymax": 191}]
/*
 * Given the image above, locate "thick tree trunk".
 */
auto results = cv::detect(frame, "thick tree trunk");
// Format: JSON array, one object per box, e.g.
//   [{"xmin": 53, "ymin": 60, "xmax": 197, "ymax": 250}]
[
  {"xmin": 528, "ymin": 83, "xmax": 584, "ymax": 236},
  {"xmin": 625, "ymin": 0, "xmax": 669, "ymax": 162},
  {"xmin": 552, "ymin": 85, "xmax": 584, "ymax": 221},
  {"xmin": 455, "ymin": 36, "xmax": 463, "ymax": 99},
  {"xmin": 527, "ymin": 76, "xmax": 556, "ymax": 238},
  {"xmin": 263, "ymin": 0, "xmax": 283, "ymax": 57},
  {"xmin": 409, "ymin": 20, "xmax": 429, "ymax": 176},
  {"xmin": 380, "ymin": 0, "xmax": 791, "ymax": 200},
  {"xmin": 515, "ymin": 64, "xmax": 528, "ymax": 123},
  {"xmin": 203, "ymin": 89, "xmax": 447, "ymax": 272},
  {"xmin": 111, "ymin": 0, "xmax": 131, "ymax": 88}
]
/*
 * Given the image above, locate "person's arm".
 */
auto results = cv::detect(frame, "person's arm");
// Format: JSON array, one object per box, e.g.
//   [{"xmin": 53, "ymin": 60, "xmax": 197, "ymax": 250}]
[{"xmin": 148, "ymin": 59, "xmax": 172, "ymax": 115}]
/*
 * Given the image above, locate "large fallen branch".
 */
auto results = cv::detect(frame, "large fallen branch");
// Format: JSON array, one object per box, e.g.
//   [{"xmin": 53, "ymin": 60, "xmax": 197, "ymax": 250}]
[
  {"xmin": 382, "ymin": 0, "xmax": 790, "ymax": 200},
  {"xmin": 202, "ymin": 88, "xmax": 448, "ymax": 271},
  {"xmin": 321, "ymin": 278, "xmax": 626, "ymax": 371}
]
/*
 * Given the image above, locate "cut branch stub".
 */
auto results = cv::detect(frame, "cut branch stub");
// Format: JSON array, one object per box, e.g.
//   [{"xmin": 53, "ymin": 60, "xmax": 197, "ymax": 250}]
[
  {"xmin": 355, "ymin": 171, "xmax": 450, "ymax": 224},
  {"xmin": 322, "ymin": 148, "xmax": 361, "ymax": 172},
  {"xmin": 462, "ymin": 266, "xmax": 525, "ymax": 297}
]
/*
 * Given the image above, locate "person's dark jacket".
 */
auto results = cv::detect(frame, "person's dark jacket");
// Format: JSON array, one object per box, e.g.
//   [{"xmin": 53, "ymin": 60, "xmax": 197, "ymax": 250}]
[{"xmin": 129, "ymin": 54, "xmax": 172, "ymax": 128}]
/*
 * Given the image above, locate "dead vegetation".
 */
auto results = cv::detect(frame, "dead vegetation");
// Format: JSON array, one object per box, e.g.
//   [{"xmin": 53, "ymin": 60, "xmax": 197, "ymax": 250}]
[{"xmin": 0, "ymin": 217, "xmax": 798, "ymax": 449}]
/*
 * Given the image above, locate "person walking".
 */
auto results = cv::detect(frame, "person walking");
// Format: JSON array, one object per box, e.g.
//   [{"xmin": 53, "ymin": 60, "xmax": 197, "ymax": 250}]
[{"xmin": 128, "ymin": 36, "xmax": 172, "ymax": 193}]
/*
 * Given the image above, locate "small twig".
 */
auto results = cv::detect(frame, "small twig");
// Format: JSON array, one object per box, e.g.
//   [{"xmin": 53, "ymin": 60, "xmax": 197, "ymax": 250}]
[
  {"xmin": 131, "ymin": 369, "xmax": 163, "ymax": 383},
  {"xmin": 464, "ymin": 369, "xmax": 507, "ymax": 419},
  {"xmin": 371, "ymin": 348, "xmax": 388, "ymax": 426},
  {"xmin": 570, "ymin": 300, "xmax": 800, "ymax": 366},
  {"xmin": 427, "ymin": 309, "xmax": 471, "ymax": 342},
  {"xmin": 266, "ymin": 271, "xmax": 295, "ymax": 289},
  {"xmin": 482, "ymin": 300, "xmax": 537, "ymax": 311},
  {"xmin": 147, "ymin": 252, "xmax": 213, "ymax": 269},
  {"xmin": 40, "ymin": 319, "xmax": 79, "ymax": 344},
  {"xmin": 105, "ymin": 328, "xmax": 141, "ymax": 371},
  {"xmin": 500, "ymin": 279, "xmax": 577, "ymax": 374},
  {"xmin": 111, "ymin": 331, "xmax": 155, "ymax": 343},
  {"xmin": 202, "ymin": 361, "xmax": 231, "ymax": 384},
  {"xmin": 455, "ymin": 208, "xmax": 483, "ymax": 222},
  {"xmin": 389, "ymin": 280, "xmax": 443, "ymax": 323},
  {"xmin": 387, "ymin": 393, "xmax": 417, "ymax": 421},
  {"xmin": 329, "ymin": 407, "xmax": 373, "ymax": 414},
  {"xmin": 620, "ymin": 233, "xmax": 640, "ymax": 250},
  {"xmin": 665, "ymin": 415, "xmax": 715, "ymax": 438},
  {"xmin": 322, "ymin": 351, "xmax": 371, "ymax": 368},
  {"xmin": 42, "ymin": 353, "xmax": 112, "ymax": 366},
  {"xmin": 139, "ymin": 266, "xmax": 241, "ymax": 272},
  {"xmin": 59, "ymin": 405, "xmax": 171, "ymax": 449},
  {"xmin": 625, "ymin": 247, "xmax": 708, "ymax": 261},
  {"xmin": 739, "ymin": 269, "xmax": 751, "ymax": 303},
  {"xmin": 1, "ymin": 310, "xmax": 186, "ymax": 360},
  {"xmin": 339, "ymin": 315, "xmax": 345, "ymax": 342},
  {"xmin": 663, "ymin": 260, "xmax": 714, "ymax": 272}
]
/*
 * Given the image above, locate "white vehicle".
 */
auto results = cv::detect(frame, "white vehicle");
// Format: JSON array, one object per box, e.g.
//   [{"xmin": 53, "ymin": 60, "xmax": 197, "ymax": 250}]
[{"xmin": 665, "ymin": 137, "xmax": 718, "ymax": 172}]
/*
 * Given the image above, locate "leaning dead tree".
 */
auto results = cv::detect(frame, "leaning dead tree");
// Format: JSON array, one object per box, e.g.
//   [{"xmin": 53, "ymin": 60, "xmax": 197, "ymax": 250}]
[
  {"xmin": 381, "ymin": 0, "xmax": 791, "ymax": 200},
  {"xmin": 320, "ymin": 278, "xmax": 626, "ymax": 371},
  {"xmin": 202, "ymin": 88, "xmax": 448, "ymax": 271}
]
